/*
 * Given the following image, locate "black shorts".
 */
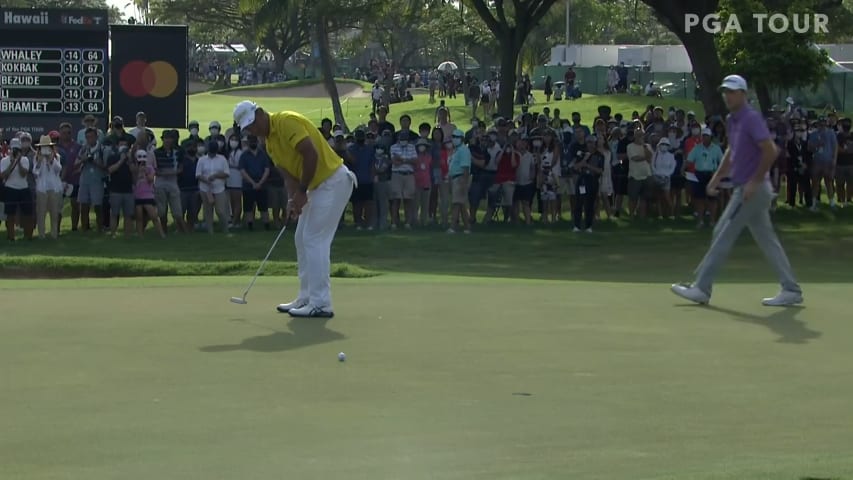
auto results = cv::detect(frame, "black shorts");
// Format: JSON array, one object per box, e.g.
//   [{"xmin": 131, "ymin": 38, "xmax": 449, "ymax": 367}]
[
  {"xmin": 3, "ymin": 187, "xmax": 33, "ymax": 216},
  {"xmin": 612, "ymin": 174, "xmax": 629, "ymax": 196},
  {"xmin": 514, "ymin": 183, "xmax": 536, "ymax": 203},
  {"xmin": 692, "ymin": 172, "xmax": 714, "ymax": 198},
  {"xmin": 351, "ymin": 183, "xmax": 374, "ymax": 203},
  {"xmin": 670, "ymin": 175, "xmax": 686, "ymax": 190},
  {"xmin": 135, "ymin": 198, "xmax": 155, "ymax": 206},
  {"xmin": 243, "ymin": 188, "xmax": 268, "ymax": 212}
]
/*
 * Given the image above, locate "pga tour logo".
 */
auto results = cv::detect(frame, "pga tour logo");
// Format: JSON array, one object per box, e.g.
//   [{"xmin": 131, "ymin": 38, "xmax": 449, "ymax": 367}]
[{"xmin": 685, "ymin": 13, "xmax": 829, "ymax": 34}]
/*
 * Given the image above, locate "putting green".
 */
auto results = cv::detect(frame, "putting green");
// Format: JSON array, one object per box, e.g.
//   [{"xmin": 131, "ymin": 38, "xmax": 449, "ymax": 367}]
[{"xmin": 2, "ymin": 276, "xmax": 852, "ymax": 480}]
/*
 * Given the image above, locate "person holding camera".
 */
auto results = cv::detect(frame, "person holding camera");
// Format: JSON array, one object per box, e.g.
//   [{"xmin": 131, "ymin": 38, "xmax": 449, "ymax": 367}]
[
  {"xmin": 106, "ymin": 139, "xmax": 137, "ymax": 236},
  {"xmin": 572, "ymin": 135, "xmax": 605, "ymax": 232},
  {"xmin": 1, "ymin": 138, "xmax": 34, "ymax": 241},
  {"xmin": 32, "ymin": 135, "xmax": 63, "ymax": 239},
  {"xmin": 76, "ymin": 128, "xmax": 106, "ymax": 232},
  {"xmin": 133, "ymin": 149, "xmax": 165, "ymax": 238}
]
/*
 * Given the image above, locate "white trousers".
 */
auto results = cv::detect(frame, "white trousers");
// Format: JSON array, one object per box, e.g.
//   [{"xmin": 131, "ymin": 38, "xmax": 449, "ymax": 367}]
[{"xmin": 295, "ymin": 166, "xmax": 356, "ymax": 308}]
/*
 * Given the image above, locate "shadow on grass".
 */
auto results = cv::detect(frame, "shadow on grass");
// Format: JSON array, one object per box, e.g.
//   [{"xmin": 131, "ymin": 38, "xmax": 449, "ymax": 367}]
[
  {"xmin": 676, "ymin": 304, "xmax": 820, "ymax": 344},
  {"xmin": 199, "ymin": 317, "xmax": 345, "ymax": 353}
]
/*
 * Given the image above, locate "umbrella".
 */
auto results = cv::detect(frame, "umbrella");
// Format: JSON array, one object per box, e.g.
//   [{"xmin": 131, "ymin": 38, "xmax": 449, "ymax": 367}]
[{"xmin": 436, "ymin": 61, "xmax": 458, "ymax": 72}]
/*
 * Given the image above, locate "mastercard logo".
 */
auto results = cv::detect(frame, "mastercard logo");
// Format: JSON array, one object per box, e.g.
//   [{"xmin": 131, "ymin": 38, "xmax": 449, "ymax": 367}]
[{"xmin": 119, "ymin": 60, "xmax": 178, "ymax": 98}]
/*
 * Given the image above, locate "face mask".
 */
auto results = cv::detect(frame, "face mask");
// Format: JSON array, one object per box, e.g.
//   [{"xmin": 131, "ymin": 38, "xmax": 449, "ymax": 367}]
[
  {"xmin": 452, "ymin": 138, "xmax": 462, "ymax": 147},
  {"xmin": 190, "ymin": 128, "xmax": 199, "ymax": 136},
  {"xmin": 40, "ymin": 147, "xmax": 52, "ymax": 156},
  {"xmin": 692, "ymin": 128, "xmax": 700, "ymax": 136},
  {"xmin": 229, "ymin": 140, "xmax": 239, "ymax": 148},
  {"xmin": 248, "ymin": 143, "xmax": 258, "ymax": 150}
]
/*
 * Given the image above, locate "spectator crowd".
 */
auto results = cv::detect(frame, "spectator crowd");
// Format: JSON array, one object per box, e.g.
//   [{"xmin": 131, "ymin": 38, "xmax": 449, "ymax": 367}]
[{"xmin": 2, "ymin": 96, "xmax": 851, "ymax": 241}]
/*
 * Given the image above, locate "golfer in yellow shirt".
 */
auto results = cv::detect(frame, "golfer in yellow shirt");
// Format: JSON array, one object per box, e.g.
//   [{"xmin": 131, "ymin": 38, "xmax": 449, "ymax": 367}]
[{"xmin": 234, "ymin": 100, "xmax": 356, "ymax": 318}]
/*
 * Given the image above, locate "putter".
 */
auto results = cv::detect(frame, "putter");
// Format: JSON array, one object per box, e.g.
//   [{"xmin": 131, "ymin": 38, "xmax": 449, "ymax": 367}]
[{"xmin": 230, "ymin": 219, "xmax": 290, "ymax": 305}]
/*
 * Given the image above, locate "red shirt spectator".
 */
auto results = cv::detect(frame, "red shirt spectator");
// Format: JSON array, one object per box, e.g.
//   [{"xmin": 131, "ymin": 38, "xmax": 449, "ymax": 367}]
[
  {"xmin": 495, "ymin": 147, "xmax": 519, "ymax": 183},
  {"xmin": 564, "ymin": 68, "xmax": 576, "ymax": 86}
]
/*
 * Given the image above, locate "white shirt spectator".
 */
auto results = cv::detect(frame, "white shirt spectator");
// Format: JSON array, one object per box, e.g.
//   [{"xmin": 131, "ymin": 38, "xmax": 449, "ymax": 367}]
[
  {"xmin": 196, "ymin": 153, "xmax": 229, "ymax": 194},
  {"xmin": 0, "ymin": 154, "xmax": 31, "ymax": 189},
  {"xmin": 486, "ymin": 144, "xmax": 501, "ymax": 171},
  {"xmin": 390, "ymin": 141, "xmax": 417, "ymax": 173},
  {"xmin": 516, "ymin": 151, "xmax": 535, "ymax": 185},
  {"xmin": 32, "ymin": 154, "xmax": 63, "ymax": 193},
  {"xmin": 652, "ymin": 148, "xmax": 677, "ymax": 177}
]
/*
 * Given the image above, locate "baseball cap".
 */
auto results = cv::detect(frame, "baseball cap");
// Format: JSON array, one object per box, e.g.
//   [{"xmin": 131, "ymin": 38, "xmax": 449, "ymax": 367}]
[
  {"xmin": 333, "ymin": 129, "xmax": 344, "ymax": 138},
  {"xmin": 209, "ymin": 120, "xmax": 221, "ymax": 129},
  {"xmin": 136, "ymin": 111, "xmax": 146, "ymax": 118},
  {"xmin": 233, "ymin": 101, "xmax": 258, "ymax": 129},
  {"xmin": 658, "ymin": 137, "xmax": 671, "ymax": 146},
  {"xmin": 720, "ymin": 74, "xmax": 748, "ymax": 91},
  {"xmin": 9, "ymin": 138, "xmax": 21, "ymax": 149},
  {"xmin": 452, "ymin": 129, "xmax": 464, "ymax": 138},
  {"xmin": 687, "ymin": 111, "xmax": 696, "ymax": 117},
  {"xmin": 701, "ymin": 127, "xmax": 713, "ymax": 136},
  {"xmin": 188, "ymin": 120, "xmax": 199, "ymax": 128}
]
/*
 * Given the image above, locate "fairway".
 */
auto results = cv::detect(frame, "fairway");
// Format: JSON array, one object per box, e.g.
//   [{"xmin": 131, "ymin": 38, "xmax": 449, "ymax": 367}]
[{"xmin": 2, "ymin": 276, "xmax": 853, "ymax": 480}]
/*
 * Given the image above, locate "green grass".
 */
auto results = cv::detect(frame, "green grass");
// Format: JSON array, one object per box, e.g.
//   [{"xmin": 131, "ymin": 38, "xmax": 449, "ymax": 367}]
[
  {"xmin": 1, "ymin": 276, "xmax": 852, "ymax": 480},
  {"xmin": 3, "ymin": 206, "xmax": 852, "ymax": 281},
  {"xmin": 208, "ymin": 77, "xmax": 373, "ymax": 94}
]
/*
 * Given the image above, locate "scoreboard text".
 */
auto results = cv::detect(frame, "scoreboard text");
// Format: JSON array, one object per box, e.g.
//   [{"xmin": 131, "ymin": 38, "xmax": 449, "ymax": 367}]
[{"xmin": 0, "ymin": 8, "xmax": 109, "ymax": 136}]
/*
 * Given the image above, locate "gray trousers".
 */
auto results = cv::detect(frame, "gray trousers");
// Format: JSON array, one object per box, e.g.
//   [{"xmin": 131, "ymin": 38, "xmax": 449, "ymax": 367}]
[
  {"xmin": 694, "ymin": 181, "xmax": 801, "ymax": 295},
  {"xmin": 374, "ymin": 180, "xmax": 390, "ymax": 230}
]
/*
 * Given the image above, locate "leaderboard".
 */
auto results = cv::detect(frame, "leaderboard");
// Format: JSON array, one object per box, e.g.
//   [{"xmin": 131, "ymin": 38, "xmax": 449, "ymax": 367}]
[
  {"xmin": 0, "ymin": 7, "xmax": 109, "ymax": 136},
  {"xmin": 0, "ymin": 47, "xmax": 107, "ymax": 115}
]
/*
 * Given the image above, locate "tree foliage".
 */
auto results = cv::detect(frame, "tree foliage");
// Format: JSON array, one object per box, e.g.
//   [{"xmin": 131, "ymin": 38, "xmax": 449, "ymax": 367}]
[
  {"xmin": 717, "ymin": 0, "xmax": 834, "ymax": 112},
  {"xmin": 468, "ymin": 0, "xmax": 560, "ymax": 117},
  {"xmin": 150, "ymin": 0, "xmax": 311, "ymax": 72}
]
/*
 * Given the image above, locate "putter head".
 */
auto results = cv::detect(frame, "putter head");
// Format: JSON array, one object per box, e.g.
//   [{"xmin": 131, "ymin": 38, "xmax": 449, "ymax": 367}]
[{"xmin": 230, "ymin": 297, "xmax": 248, "ymax": 305}]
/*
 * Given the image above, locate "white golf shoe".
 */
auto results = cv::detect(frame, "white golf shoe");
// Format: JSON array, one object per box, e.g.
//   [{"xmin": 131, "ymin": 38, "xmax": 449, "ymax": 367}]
[
  {"xmin": 670, "ymin": 284, "xmax": 710, "ymax": 305},
  {"xmin": 288, "ymin": 304, "xmax": 335, "ymax": 318},
  {"xmin": 276, "ymin": 299, "xmax": 308, "ymax": 313},
  {"xmin": 762, "ymin": 291, "xmax": 804, "ymax": 307}
]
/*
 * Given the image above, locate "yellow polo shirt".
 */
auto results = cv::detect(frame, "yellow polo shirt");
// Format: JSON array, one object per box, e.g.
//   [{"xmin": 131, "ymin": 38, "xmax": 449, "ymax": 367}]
[{"xmin": 265, "ymin": 111, "xmax": 342, "ymax": 189}]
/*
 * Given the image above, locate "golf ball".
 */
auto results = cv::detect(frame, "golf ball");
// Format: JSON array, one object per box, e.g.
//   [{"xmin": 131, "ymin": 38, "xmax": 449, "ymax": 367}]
[{"xmin": 338, "ymin": 352, "xmax": 346, "ymax": 362}]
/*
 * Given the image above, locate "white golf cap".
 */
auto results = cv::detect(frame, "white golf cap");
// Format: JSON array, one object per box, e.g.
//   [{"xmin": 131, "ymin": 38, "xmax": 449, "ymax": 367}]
[
  {"xmin": 786, "ymin": 96, "xmax": 795, "ymax": 105},
  {"xmin": 333, "ymin": 129, "xmax": 344, "ymax": 137},
  {"xmin": 233, "ymin": 100, "xmax": 258, "ymax": 129},
  {"xmin": 701, "ymin": 127, "xmax": 713, "ymax": 136},
  {"xmin": 687, "ymin": 110, "xmax": 696, "ymax": 117},
  {"xmin": 720, "ymin": 74, "xmax": 748, "ymax": 91}
]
